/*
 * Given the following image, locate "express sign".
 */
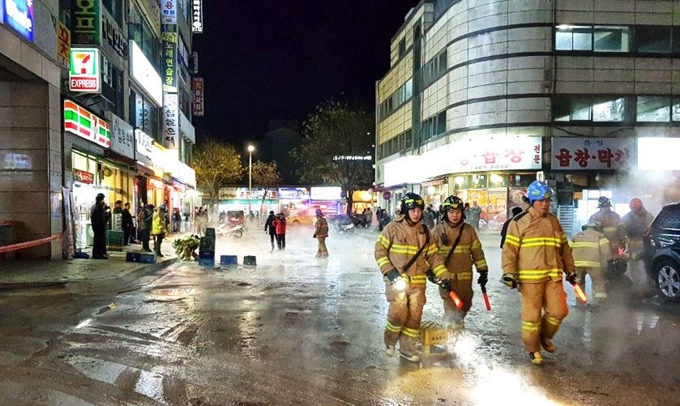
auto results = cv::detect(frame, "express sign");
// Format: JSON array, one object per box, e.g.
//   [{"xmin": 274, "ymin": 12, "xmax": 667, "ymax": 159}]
[{"xmin": 69, "ymin": 48, "xmax": 101, "ymax": 93}]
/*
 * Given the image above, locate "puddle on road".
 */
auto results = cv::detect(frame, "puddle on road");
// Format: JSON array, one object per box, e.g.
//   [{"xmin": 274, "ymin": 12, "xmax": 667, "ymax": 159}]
[{"xmin": 150, "ymin": 288, "xmax": 197, "ymax": 297}]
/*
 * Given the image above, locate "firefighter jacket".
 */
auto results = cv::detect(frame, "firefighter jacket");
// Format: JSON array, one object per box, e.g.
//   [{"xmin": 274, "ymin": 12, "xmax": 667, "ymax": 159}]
[
  {"xmin": 502, "ymin": 206, "xmax": 575, "ymax": 284},
  {"xmin": 589, "ymin": 210, "xmax": 625, "ymax": 252},
  {"xmin": 571, "ymin": 228, "xmax": 610, "ymax": 269},
  {"xmin": 432, "ymin": 221, "xmax": 488, "ymax": 282},
  {"xmin": 622, "ymin": 209, "xmax": 654, "ymax": 240},
  {"xmin": 314, "ymin": 216, "xmax": 329, "ymax": 238},
  {"xmin": 152, "ymin": 211, "xmax": 167, "ymax": 235},
  {"xmin": 375, "ymin": 215, "xmax": 447, "ymax": 286}
]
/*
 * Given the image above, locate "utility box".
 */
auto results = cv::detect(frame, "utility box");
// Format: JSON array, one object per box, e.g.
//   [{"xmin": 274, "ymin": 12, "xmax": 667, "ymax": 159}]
[{"xmin": 419, "ymin": 321, "xmax": 449, "ymax": 355}]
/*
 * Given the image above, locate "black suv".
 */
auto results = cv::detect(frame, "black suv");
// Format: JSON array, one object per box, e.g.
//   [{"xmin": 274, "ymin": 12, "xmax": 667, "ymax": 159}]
[{"xmin": 641, "ymin": 203, "xmax": 680, "ymax": 302}]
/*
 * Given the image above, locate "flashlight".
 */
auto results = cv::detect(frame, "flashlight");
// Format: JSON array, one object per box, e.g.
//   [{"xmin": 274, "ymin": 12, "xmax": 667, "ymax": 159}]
[{"xmin": 394, "ymin": 277, "xmax": 407, "ymax": 291}]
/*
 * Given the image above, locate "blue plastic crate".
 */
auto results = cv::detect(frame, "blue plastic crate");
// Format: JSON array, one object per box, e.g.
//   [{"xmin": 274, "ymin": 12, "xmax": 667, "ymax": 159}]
[
  {"xmin": 220, "ymin": 255, "xmax": 238, "ymax": 266},
  {"xmin": 198, "ymin": 257, "xmax": 215, "ymax": 267},
  {"xmin": 126, "ymin": 252, "xmax": 141, "ymax": 262},
  {"xmin": 199, "ymin": 250, "xmax": 215, "ymax": 259},
  {"xmin": 139, "ymin": 253, "xmax": 156, "ymax": 263},
  {"xmin": 243, "ymin": 255, "xmax": 257, "ymax": 266}
]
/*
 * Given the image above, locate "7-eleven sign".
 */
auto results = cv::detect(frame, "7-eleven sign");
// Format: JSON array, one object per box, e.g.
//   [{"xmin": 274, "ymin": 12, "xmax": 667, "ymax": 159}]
[{"xmin": 69, "ymin": 48, "xmax": 101, "ymax": 93}]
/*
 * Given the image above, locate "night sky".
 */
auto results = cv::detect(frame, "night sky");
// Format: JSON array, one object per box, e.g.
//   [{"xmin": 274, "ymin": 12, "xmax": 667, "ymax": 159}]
[{"xmin": 192, "ymin": 0, "xmax": 418, "ymax": 144}]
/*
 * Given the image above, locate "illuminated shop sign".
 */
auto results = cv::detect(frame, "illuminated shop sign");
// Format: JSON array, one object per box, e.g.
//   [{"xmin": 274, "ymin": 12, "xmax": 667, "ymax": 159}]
[
  {"xmin": 73, "ymin": 168, "xmax": 94, "ymax": 184},
  {"xmin": 162, "ymin": 0, "xmax": 176, "ymax": 24},
  {"xmin": 3, "ymin": 0, "xmax": 34, "ymax": 42},
  {"xmin": 107, "ymin": 113, "xmax": 135, "ymax": 159},
  {"xmin": 450, "ymin": 136, "xmax": 542, "ymax": 173},
  {"xmin": 192, "ymin": 0, "xmax": 203, "ymax": 33},
  {"xmin": 311, "ymin": 187, "xmax": 343, "ymax": 200},
  {"xmin": 638, "ymin": 137, "xmax": 679, "ymax": 171},
  {"xmin": 135, "ymin": 129, "xmax": 153, "ymax": 161},
  {"xmin": 161, "ymin": 28, "xmax": 177, "ymax": 92},
  {"xmin": 129, "ymin": 40, "xmax": 163, "ymax": 105},
  {"xmin": 192, "ymin": 77, "xmax": 204, "ymax": 116},
  {"xmin": 64, "ymin": 100, "xmax": 111, "ymax": 148},
  {"xmin": 70, "ymin": 0, "xmax": 100, "ymax": 45},
  {"xmin": 278, "ymin": 188, "xmax": 310, "ymax": 200},
  {"xmin": 551, "ymin": 137, "xmax": 633, "ymax": 170},
  {"xmin": 218, "ymin": 188, "xmax": 278, "ymax": 201},
  {"xmin": 69, "ymin": 48, "xmax": 100, "ymax": 93},
  {"xmin": 162, "ymin": 93, "xmax": 179, "ymax": 149}
]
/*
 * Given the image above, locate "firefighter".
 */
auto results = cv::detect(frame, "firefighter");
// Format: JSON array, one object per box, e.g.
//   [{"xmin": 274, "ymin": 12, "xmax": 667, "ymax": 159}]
[
  {"xmin": 313, "ymin": 209, "xmax": 329, "ymax": 258},
  {"xmin": 502, "ymin": 180, "xmax": 576, "ymax": 366},
  {"xmin": 571, "ymin": 222, "xmax": 610, "ymax": 305},
  {"xmin": 622, "ymin": 198, "xmax": 655, "ymax": 294},
  {"xmin": 589, "ymin": 196, "xmax": 626, "ymax": 258},
  {"xmin": 431, "ymin": 196, "xmax": 489, "ymax": 334},
  {"xmin": 374, "ymin": 192, "xmax": 447, "ymax": 362}
]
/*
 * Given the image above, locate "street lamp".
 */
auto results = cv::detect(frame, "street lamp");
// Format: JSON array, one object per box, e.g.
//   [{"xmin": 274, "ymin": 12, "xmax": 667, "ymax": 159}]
[{"xmin": 247, "ymin": 144, "xmax": 255, "ymax": 220}]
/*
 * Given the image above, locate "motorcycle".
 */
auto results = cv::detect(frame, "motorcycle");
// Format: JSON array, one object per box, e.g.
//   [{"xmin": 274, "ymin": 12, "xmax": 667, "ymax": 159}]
[{"xmin": 216, "ymin": 223, "xmax": 244, "ymax": 239}]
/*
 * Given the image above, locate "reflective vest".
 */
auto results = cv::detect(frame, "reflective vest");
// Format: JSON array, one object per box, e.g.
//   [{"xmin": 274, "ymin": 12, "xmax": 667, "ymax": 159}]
[
  {"xmin": 571, "ymin": 228, "xmax": 610, "ymax": 269},
  {"xmin": 431, "ymin": 221, "xmax": 488, "ymax": 282}
]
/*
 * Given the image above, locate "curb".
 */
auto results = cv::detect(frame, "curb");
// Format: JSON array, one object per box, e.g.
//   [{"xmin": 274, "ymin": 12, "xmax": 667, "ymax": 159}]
[{"xmin": 0, "ymin": 258, "xmax": 179, "ymax": 291}]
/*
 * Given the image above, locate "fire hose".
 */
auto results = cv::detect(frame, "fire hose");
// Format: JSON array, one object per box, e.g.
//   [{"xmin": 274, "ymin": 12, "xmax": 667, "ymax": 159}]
[{"xmin": 0, "ymin": 235, "xmax": 60, "ymax": 254}]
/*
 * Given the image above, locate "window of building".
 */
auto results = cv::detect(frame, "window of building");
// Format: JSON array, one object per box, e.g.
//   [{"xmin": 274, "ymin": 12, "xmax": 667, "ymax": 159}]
[
  {"xmin": 636, "ymin": 26, "xmax": 671, "ymax": 53},
  {"xmin": 571, "ymin": 97, "xmax": 592, "ymax": 121},
  {"xmin": 673, "ymin": 27, "xmax": 680, "ymax": 54},
  {"xmin": 637, "ymin": 96, "xmax": 670, "ymax": 122},
  {"xmin": 103, "ymin": 0, "xmax": 124, "ymax": 27},
  {"xmin": 593, "ymin": 97, "xmax": 626, "ymax": 121},
  {"xmin": 379, "ymin": 79, "xmax": 413, "ymax": 121},
  {"xmin": 672, "ymin": 98, "xmax": 680, "ymax": 121},
  {"xmin": 129, "ymin": 6, "xmax": 161, "ymax": 69},
  {"xmin": 399, "ymin": 39, "xmax": 406, "ymax": 58},
  {"xmin": 555, "ymin": 26, "xmax": 592, "ymax": 51},
  {"xmin": 422, "ymin": 49, "xmax": 448, "ymax": 88},
  {"xmin": 593, "ymin": 26, "xmax": 630, "ymax": 52}
]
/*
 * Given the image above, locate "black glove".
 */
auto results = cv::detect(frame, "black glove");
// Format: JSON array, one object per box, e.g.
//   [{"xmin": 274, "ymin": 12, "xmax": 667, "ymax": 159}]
[
  {"xmin": 477, "ymin": 271, "xmax": 488, "ymax": 287},
  {"xmin": 565, "ymin": 271, "xmax": 577, "ymax": 285},
  {"xmin": 440, "ymin": 278, "xmax": 453, "ymax": 292},
  {"xmin": 501, "ymin": 273, "xmax": 518, "ymax": 289},
  {"xmin": 386, "ymin": 269, "xmax": 400, "ymax": 282},
  {"xmin": 313, "ymin": 234, "xmax": 316, "ymax": 238}
]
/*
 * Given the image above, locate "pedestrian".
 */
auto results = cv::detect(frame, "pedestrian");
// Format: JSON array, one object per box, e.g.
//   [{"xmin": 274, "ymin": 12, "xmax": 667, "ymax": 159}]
[
  {"xmin": 501, "ymin": 180, "xmax": 576, "ymax": 366},
  {"xmin": 374, "ymin": 192, "xmax": 447, "ymax": 362},
  {"xmin": 273, "ymin": 213, "xmax": 287, "ymax": 250},
  {"xmin": 589, "ymin": 196, "xmax": 626, "ymax": 258},
  {"xmin": 431, "ymin": 196, "xmax": 489, "ymax": 336},
  {"xmin": 138, "ymin": 204, "xmax": 154, "ymax": 252},
  {"xmin": 500, "ymin": 207, "xmax": 523, "ymax": 248},
  {"xmin": 423, "ymin": 204, "xmax": 435, "ymax": 230},
  {"xmin": 90, "ymin": 193, "xmax": 108, "ymax": 259},
  {"xmin": 264, "ymin": 210, "xmax": 277, "ymax": 251},
  {"xmin": 152, "ymin": 206, "xmax": 167, "ymax": 257},
  {"xmin": 122, "ymin": 202, "xmax": 134, "ymax": 245},
  {"xmin": 622, "ymin": 198, "xmax": 655, "ymax": 294},
  {"xmin": 464, "ymin": 201, "xmax": 482, "ymax": 231},
  {"xmin": 572, "ymin": 221, "xmax": 611, "ymax": 305},
  {"xmin": 314, "ymin": 209, "xmax": 329, "ymax": 258}
]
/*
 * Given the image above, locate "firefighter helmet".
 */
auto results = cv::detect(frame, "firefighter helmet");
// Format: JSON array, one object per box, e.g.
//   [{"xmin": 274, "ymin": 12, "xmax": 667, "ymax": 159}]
[
  {"xmin": 597, "ymin": 196, "xmax": 612, "ymax": 208},
  {"xmin": 630, "ymin": 198, "xmax": 643, "ymax": 211},
  {"xmin": 399, "ymin": 192, "xmax": 425, "ymax": 215},
  {"xmin": 440, "ymin": 195, "xmax": 465, "ymax": 214},
  {"xmin": 527, "ymin": 181, "xmax": 552, "ymax": 204}
]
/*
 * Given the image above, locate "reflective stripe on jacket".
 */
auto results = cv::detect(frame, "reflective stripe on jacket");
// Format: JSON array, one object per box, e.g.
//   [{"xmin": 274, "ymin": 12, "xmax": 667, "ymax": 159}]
[
  {"xmin": 432, "ymin": 221, "xmax": 488, "ymax": 281},
  {"xmin": 571, "ymin": 228, "xmax": 610, "ymax": 269},
  {"xmin": 502, "ymin": 206, "xmax": 575, "ymax": 283},
  {"xmin": 314, "ymin": 216, "xmax": 329, "ymax": 238},
  {"xmin": 589, "ymin": 210, "xmax": 625, "ymax": 253},
  {"xmin": 374, "ymin": 215, "xmax": 447, "ymax": 281}
]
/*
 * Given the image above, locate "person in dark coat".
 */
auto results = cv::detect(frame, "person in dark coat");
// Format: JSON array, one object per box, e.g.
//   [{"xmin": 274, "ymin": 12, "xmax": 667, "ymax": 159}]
[
  {"xmin": 264, "ymin": 210, "xmax": 277, "ymax": 251},
  {"xmin": 122, "ymin": 202, "xmax": 134, "ymax": 245},
  {"xmin": 91, "ymin": 193, "xmax": 108, "ymax": 259},
  {"xmin": 500, "ymin": 207, "xmax": 523, "ymax": 248}
]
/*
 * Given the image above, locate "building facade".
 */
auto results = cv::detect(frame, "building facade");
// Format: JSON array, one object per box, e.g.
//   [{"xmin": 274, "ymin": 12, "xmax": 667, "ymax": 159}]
[
  {"xmin": 0, "ymin": 0, "xmax": 201, "ymax": 259},
  {"xmin": 376, "ymin": 0, "xmax": 680, "ymax": 235}
]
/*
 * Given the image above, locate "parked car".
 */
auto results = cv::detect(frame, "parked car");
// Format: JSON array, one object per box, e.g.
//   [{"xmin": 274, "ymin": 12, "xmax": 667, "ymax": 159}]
[{"xmin": 641, "ymin": 203, "xmax": 680, "ymax": 302}]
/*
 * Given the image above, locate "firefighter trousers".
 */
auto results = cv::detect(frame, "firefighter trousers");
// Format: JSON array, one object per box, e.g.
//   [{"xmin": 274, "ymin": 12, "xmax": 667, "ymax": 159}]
[
  {"xmin": 316, "ymin": 237, "xmax": 328, "ymax": 257},
  {"xmin": 519, "ymin": 280, "xmax": 568, "ymax": 353},
  {"xmin": 438, "ymin": 278, "xmax": 473, "ymax": 329},
  {"xmin": 576, "ymin": 266, "xmax": 607, "ymax": 302},
  {"xmin": 384, "ymin": 282, "xmax": 426, "ymax": 355}
]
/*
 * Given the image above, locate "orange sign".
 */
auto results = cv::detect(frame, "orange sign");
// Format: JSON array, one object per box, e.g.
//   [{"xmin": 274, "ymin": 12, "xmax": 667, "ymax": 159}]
[{"xmin": 57, "ymin": 22, "xmax": 71, "ymax": 69}]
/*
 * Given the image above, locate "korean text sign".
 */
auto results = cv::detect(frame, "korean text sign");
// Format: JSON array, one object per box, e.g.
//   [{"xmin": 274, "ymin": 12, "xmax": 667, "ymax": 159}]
[
  {"xmin": 449, "ymin": 136, "xmax": 542, "ymax": 173},
  {"xmin": 551, "ymin": 137, "xmax": 632, "ymax": 170}
]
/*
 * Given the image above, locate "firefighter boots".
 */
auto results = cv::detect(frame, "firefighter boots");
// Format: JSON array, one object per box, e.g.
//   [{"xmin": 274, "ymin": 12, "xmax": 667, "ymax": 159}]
[
  {"xmin": 529, "ymin": 351, "xmax": 545, "ymax": 365},
  {"xmin": 540, "ymin": 336, "xmax": 556, "ymax": 353},
  {"xmin": 400, "ymin": 351, "xmax": 420, "ymax": 362},
  {"xmin": 385, "ymin": 345, "xmax": 396, "ymax": 357}
]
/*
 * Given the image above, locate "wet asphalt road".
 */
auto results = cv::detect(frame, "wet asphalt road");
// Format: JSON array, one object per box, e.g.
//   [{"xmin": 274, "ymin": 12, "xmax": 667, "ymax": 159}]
[{"xmin": 1, "ymin": 226, "xmax": 680, "ymax": 405}]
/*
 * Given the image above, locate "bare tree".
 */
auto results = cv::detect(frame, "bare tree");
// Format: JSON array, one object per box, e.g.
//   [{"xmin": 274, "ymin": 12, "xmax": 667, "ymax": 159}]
[
  {"xmin": 193, "ymin": 139, "xmax": 243, "ymax": 208},
  {"xmin": 248, "ymin": 161, "xmax": 282, "ymax": 218},
  {"xmin": 292, "ymin": 99, "xmax": 374, "ymax": 214}
]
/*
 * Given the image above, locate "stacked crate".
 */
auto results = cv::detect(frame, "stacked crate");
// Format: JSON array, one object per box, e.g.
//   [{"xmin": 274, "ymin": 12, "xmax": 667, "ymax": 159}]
[{"xmin": 198, "ymin": 228, "xmax": 216, "ymax": 266}]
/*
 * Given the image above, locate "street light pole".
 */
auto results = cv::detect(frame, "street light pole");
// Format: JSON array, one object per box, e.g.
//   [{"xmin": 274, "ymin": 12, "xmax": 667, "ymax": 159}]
[{"xmin": 247, "ymin": 144, "xmax": 255, "ymax": 220}]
